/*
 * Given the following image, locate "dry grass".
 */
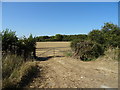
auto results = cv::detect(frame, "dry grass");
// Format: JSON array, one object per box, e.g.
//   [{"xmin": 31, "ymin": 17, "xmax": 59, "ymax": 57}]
[
  {"xmin": 2, "ymin": 55, "xmax": 38, "ymax": 89},
  {"xmin": 95, "ymin": 48, "xmax": 119, "ymax": 73},
  {"xmin": 36, "ymin": 42, "xmax": 70, "ymax": 48},
  {"xmin": 104, "ymin": 47, "xmax": 119, "ymax": 61}
]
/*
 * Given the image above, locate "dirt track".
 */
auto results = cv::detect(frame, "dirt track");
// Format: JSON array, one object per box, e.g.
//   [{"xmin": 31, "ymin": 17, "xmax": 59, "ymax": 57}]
[{"xmin": 27, "ymin": 56, "xmax": 118, "ymax": 88}]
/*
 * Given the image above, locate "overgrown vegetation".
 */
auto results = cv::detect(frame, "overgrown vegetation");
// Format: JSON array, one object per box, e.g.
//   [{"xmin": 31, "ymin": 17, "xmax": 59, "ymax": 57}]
[
  {"xmin": 2, "ymin": 55, "xmax": 24, "ymax": 79},
  {"xmin": 104, "ymin": 47, "xmax": 120, "ymax": 61},
  {"xmin": 2, "ymin": 29, "xmax": 38, "ymax": 89},
  {"xmin": 88, "ymin": 23, "xmax": 120, "ymax": 48},
  {"xmin": 71, "ymin": 22, "xmax": 120, "ymax": 61},
  {"xmin": 71, "ymin": 40, "xmax": 104, "ymax": 61},
  {"xmin": 2, "ymin": 54, "xmax": 38, "ymax": 89},
  {"xmin": 2, "ymin": 29, "xmax": 36, "ymax": 60}
]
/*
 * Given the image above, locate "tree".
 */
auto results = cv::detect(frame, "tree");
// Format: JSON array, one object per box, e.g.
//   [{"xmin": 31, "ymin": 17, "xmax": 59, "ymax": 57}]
[
  {"xmin": 101, "ymin": 22, "xmax": 119, "ymax": 33},
  {"xmin": 101, "ymin": 22, "xmax": 120, "ymax": 48},
  {"xmin": 55, "ymin": 34, "xmax": 63, "ymax": 41}
]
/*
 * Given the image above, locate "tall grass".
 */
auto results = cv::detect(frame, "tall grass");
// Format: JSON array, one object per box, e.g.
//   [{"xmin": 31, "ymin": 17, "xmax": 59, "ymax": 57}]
[
  {"xmin": 2, "ymin": 54, "xmax": 24, "ymax": 79},
  {"xmin": 2, "ymin": 54, "xmax": 38, "ymax": 89},
  {"xmin": 104, "ymin": 47, "xmax": 119, "ymax": 61}
]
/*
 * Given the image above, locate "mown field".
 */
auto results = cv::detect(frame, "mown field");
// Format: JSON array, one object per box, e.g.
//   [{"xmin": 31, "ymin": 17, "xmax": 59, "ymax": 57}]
[{"xmin": 36, "ymin": 42, "xmax": 71, "ymax": 57}]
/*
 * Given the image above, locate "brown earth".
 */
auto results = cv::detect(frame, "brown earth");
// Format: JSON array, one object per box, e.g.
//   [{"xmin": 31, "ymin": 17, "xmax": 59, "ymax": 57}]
[{"xmin": 27, "ymin": 56, "xmax": 118, "ymax": 88}]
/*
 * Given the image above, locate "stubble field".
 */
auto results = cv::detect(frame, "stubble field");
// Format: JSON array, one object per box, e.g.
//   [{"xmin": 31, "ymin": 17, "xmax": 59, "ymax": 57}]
[{"xmin": 36, "ymin": 42, "xmax": 71, "ymax": 57}]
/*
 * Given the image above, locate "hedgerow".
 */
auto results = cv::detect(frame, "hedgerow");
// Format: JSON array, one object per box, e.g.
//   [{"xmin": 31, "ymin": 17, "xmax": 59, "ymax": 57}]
[{"xmin": 2, "ymin": 29, "xmax": 36, "ymax": 60}]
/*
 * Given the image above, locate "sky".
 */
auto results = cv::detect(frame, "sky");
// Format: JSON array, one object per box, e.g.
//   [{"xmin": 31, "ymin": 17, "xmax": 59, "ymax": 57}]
[{"xmin": 2, "ymin": 2, "xmax": 118, "ymax": 37}]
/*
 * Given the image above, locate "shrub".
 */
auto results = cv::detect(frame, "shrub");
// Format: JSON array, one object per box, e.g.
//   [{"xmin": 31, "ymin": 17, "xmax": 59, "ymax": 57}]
[
  {"xmin": 88, "ymin": 30, "xmax": 105, "ymax": 44},
  {"xmin": 2, "ymin": 29, "xmax": 18, "ymax": 55},
  {"xmin": 88, "ymin": 23, "xmax": 120, "ymax": 49},
  {"xmin": 71, "ymin": 40, "xmax": 104, "ymax": 61},
  {"xmin": 70, "ymin": 39, "xmax": 83, "ymax": 52},
  {"xmin": 2, "ymin": 29, "xmax": 36, "ymax": 60}
]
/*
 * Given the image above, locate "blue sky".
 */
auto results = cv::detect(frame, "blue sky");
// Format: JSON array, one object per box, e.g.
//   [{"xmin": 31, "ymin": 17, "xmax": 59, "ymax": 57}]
[{"xmin": 2, "ymin": 2, "xmax": 118, "ymax": 37}]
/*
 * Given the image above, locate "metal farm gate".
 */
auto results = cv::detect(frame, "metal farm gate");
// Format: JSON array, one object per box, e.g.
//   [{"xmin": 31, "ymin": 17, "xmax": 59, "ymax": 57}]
[{"xmin": 36, "ymin": 47, "xmax": 70, "ymax": 57}]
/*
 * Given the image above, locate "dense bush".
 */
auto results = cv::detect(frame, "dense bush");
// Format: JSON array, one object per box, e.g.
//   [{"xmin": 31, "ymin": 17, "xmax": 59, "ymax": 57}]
[
  {"xmin": 18, "ymin": 35, "xmax": 36, "ymax": 60},
  {"xmin": 2, "ymin": 29, "xmax": 18, "ymax": 54},
  {"xmin": 2, "ymin": 29, "xmax": 36, "ymax": 60},
  {"xmin": 71, "ymin": 22, "xmax": 120, "ymax": 61},
  {"xmin": 71, "ymin": 40, "xmax": 104, "ymax": 61},
  {"xmin": 88, "ymin": 23, "xmax": 120, "ymax": 48},
  {"xmin": 88, "ymin": 30, "xmax": 105, "ymax": 44}
]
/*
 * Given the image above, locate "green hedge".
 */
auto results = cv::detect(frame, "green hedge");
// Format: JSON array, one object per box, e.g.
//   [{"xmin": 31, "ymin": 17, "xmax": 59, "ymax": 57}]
[{"xmin": 2, "ymin": 29, "xmax": 36, "ymax": 60}]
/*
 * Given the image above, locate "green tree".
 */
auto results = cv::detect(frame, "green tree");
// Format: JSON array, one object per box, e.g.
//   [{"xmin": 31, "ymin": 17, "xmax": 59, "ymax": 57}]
[
  {"xmin": 101, "ymin": 22, "xmax": 119, "ymax": 33},
  {"xmin": 101, "ymin": 22, "xmax": 120, "ymax": 48},
  {"xmin": 55, "ymin": 34, "xmax": 63, "ymax": 41}
]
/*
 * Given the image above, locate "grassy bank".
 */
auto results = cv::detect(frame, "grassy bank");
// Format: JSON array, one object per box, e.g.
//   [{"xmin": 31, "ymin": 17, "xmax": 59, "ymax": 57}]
[
  {"xmin": 2, "ymin": 54, "xmax": 38, "ymax": 89},
  {"xmin": 103, "ymin": 47, "xmax": 120, "ymax": 61}
]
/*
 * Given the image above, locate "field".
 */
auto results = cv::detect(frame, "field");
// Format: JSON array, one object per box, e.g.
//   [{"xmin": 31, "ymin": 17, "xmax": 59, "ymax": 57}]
[
  {"xmin": 26, "ymin": 42, "xmax": 118, "ymax": 88},
  {"xmin": 36, "ymin": 42, "xmax": 71, "ymax": 57}
]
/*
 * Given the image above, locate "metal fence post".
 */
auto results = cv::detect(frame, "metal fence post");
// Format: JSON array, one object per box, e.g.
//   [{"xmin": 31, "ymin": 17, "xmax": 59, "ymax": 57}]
[{"xmin": 54, "ymin": 48, "xmax": 55, "ymax": 58}]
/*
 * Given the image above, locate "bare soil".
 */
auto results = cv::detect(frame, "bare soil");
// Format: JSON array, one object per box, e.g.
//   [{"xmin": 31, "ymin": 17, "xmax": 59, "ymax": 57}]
[{"xmin": 27, "ymin": 56, "xmax": 118, "ymax": 88}]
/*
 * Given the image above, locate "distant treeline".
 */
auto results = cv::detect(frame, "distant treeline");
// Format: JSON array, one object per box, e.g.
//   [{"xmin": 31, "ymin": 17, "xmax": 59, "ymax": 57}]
[{"xmin": 35, "ymin": 34, "xmax": 88, "ymax": 42}]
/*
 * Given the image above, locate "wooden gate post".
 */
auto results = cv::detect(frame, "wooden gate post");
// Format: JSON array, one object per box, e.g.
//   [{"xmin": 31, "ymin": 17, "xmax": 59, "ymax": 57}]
[{"xmin": 33, "ymin": 47, "xmax": 36, "ymax": 59}]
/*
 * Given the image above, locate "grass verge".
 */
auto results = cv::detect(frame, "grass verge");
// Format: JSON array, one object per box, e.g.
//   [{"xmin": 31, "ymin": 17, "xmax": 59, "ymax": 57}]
[
  {"xmin": 104, "ymin": 47, "xmax": 119, "ymax": 61},
  {"xmin": 2, "ymin": 55, "xmax": 38, "ymax": 89}
]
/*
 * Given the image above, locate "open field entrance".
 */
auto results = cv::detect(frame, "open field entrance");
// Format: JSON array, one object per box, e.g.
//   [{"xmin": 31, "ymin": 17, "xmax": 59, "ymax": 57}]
[{"xmin": 36, "ymin": 42, "xmax": 71, "ymax": 58}]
